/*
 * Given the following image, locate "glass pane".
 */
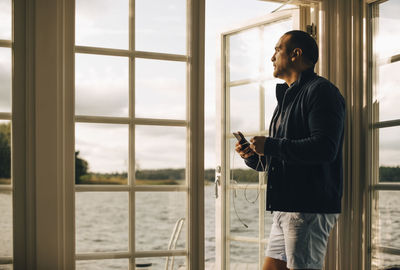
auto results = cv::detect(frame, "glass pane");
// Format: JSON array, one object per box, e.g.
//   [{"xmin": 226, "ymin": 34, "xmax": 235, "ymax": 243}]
[
  {"xmin": 135, "ymin": 125, "xmax": 186, "ymax": 185},
  {"xmin": 229, "ymin": 28, "xmax": 260, "ymax": 82},
  {"xmin": 204, "ymin": 185, "xmax": 215, "ymax": 264},
  {"xmin": 75, "ymin": 0, "xmax": 129, "ymax": 49},
  {"xmin": 75, "ymin": 192, "xmax": 129, "ymax": 253},
  {"xmin": 373, "ymin": 62, "xmax": 400, "ymax": 122},
  {"xmin": 135, "ymin": 59, "xmax": 186, "ymax": 120},
  {"xmin": 135, "ymin": 256, "xmax": 186, "ymax": 270},
  {"xmin": 379, "ymin": 126, "xmax": 400, "ymax": 183},
  {"xmin": 0, "ymin": 120, "xmax": 11, "ymax": 185},
  {"xmin": 75, "ymin": 123, "xmax": 128, "ymax": 185},
  {"xmin": 372, "ymin": 0, "xmax": 400, "ymax": 60},
  {"xmin": 230, "ymin": 188, "xmax": 259, "ymax": 238},
  {"xmin": 230, "ymin": 84, "xmax": 260, "ymax": 133},
  {"xmin": 135, "ymin": 192, "xmax": 186, "ymax": 251},
  {"xmin": 373, "ymin": 191, "xmax": 400, "ymax": 250},
  {"xmin": 263, "ymin": 79, "xmax": 279, "ymax": 130},
  {"xmin": 76, "ymin": 259, "xmax": 129, "ymax": 270},
  {"xmin": 75, "ymin": 54, "xmax": 129, "ymax": 117},
  {"xmin": 372, "ymin": 252, "xmax": 400, "ymax": 270},
  {"xmin": 0, "ymin": 0, "xmax": 11, "ymax": 40},
  {"xmin": 0, "ymin": 48, "xmax": 11, "ymax": 113},
  {"xmin": 229, "ymin": 241, "xmax": 259, "ymax": 269},
  {"xmin": 0, "ymin": 191, "xmax": 13, "ymax": 257},
  {"xmin": 135, "ymin": 0, "xmax": 186, "ymax": 54}
]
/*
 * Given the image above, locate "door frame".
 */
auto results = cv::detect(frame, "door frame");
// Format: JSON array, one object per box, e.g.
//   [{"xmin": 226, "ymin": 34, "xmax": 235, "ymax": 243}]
[{"xmin": 215, "ymin": 8, "xmax": 306, "ymax": 270}]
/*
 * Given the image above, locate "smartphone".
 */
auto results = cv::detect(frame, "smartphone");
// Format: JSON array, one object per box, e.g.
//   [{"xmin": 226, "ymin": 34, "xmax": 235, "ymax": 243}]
[{"xmin": 233, "ymin": 132, "xmax": 250, "ymax": 148}]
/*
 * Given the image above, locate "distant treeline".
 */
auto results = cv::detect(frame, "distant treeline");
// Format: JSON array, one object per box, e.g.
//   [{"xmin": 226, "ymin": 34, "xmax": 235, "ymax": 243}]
[
  {"xmin": 380, "ymin": 166, "xmax": 400, "ymax": 182},
  {"xmin": 78, "ymin": 167, "xmax": 400, "ymax": 183},
  {"xmin": 136, "ymin": 168, "xmax": 184, "ymax": 180}
]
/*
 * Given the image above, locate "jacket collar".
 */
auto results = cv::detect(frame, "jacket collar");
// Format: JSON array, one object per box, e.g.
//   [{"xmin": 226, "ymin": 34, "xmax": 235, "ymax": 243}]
[{"xmin": 275, "ymin": 67, "xmax": 316, "ymax": 105}]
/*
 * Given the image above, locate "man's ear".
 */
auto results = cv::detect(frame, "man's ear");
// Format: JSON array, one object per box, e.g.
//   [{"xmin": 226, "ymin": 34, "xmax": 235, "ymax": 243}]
[{"xmin": 290, "ymin": 48, "xmax": 302, "ymax": 62}]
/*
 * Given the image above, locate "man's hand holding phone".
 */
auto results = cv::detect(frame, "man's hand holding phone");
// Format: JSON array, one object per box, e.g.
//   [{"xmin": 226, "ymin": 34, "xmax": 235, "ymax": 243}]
[{"xmin": 233, "ymin": 131, "xmax": 255, "ymax": 159}]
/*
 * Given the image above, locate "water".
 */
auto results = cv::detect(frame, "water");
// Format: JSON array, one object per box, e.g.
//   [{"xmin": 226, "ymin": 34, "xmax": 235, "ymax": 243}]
[{"xmin": 1, "ymin": 187, "xmax": 400, "ymax": 269}]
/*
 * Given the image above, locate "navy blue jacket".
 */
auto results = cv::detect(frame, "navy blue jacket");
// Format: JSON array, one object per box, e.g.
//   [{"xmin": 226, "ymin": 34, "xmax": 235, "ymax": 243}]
[{"xmin": 245, "ymin": 68, "xmax": 345, "ymax": 213}]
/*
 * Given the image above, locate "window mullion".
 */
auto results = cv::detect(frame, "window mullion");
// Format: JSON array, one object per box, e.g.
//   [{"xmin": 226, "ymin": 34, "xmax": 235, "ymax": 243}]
[{"xmin": 129, "ymin": 0, "xmax": 135, "ymax": 268}]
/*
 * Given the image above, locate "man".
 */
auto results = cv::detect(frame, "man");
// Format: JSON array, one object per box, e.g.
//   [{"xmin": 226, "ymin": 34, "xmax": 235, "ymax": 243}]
[{"xmin": 235, "ymin": 30, "xmax": 345, "ymax": 270}]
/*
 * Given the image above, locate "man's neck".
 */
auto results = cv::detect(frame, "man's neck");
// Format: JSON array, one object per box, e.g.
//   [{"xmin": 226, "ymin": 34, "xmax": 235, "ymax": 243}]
[
  {"xmin": 282, "ymin": 71, "xmax": 300, "ymax": 86},
  {"xmin": 282, "ymin": 65, "xmax": 313, "ymax": 86}
]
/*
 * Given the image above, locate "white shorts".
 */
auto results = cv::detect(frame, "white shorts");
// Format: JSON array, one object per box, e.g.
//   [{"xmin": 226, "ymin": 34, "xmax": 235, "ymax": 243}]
[{"xmin": 265, "ymin": 211, "xmax": 339, "ymax": 269}]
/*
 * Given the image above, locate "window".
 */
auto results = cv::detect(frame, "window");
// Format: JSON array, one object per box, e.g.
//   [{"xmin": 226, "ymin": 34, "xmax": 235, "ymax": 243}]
[
  {"xmin": 216, "ymin": 8, "xmax": 305, "ymax": 269},
  {"xmin": 0, "ymin": 0, "xmax": 13, "ymax": 268},
  {"xmin": 368, "ymin": 0, "xmax": 400, "ymax": 269},
  {"xmin": 72, "ymin": 0, "xmax": 203, "ymax": 268}
]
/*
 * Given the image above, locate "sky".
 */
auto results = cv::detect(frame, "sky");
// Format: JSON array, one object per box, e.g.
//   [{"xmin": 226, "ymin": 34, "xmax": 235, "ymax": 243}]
[{"xmin": 0, "ymin": 0, "xmax": 399, "ymax": 173}]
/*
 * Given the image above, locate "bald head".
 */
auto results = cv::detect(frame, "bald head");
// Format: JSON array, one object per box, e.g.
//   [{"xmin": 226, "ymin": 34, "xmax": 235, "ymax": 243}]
[{"xmin": 283, "ymin": 30, "xmax": 318, "ymax": 67}]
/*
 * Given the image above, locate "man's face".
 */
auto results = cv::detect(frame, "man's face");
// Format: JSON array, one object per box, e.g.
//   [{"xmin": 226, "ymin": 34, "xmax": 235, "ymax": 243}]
[{"xmin": 271, "ymin": 34, "xmax": 292, "ymax": 79}]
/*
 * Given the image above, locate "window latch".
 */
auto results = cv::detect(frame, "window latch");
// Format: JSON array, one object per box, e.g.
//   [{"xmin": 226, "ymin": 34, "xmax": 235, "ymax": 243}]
[{"xmin": 215, "ymin": 175, "xmax": 220, "ymax": 199}]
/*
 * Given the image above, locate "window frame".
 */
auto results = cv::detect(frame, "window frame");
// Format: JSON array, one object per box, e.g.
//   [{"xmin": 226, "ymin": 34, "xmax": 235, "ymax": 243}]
[
  {"xmin": 64, "ymin": 0, "xmax": 205, "ymax": 269},
  {"xmin": 0, "ymin": 0, "xmax": 32, "ymax": 268},
  {"xmin": 215, "ymin": 8, "xmax": 311, "ymax": 270},
  {"xmin": 365, "ymin": 1, "xmax": 400, "ymax": 269},
  {"xmin": 0, "ymin": 0, "xmax": 13, "ymax": 266}
]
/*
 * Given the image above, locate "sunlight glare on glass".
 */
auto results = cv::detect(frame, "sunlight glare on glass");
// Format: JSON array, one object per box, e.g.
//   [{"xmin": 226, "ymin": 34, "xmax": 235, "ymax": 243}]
[
  {"xmin": 230, "ymin": 83, "xmax": 259, "ymax": 133},
  {"xmin": 374, "ymin": 61, "xmax": 400, "ymax": 122},
  {"xmin": 373, "ymin": 0, "xmax": 400, "ymax": 60},
  {"xmin": 229, "ymin": 28, "xmax": 260, "ymax": 82}
]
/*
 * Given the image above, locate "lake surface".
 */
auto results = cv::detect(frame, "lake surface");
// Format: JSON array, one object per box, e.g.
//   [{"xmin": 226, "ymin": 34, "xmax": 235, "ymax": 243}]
[{"xmin": 1, "ymin": 187, "xmax": 399, "ymax": 269}]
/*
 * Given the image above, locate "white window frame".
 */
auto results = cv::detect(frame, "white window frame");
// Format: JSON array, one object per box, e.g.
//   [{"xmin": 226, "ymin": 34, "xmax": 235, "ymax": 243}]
[
  {"xmin": 8, "ymin": 0, "xmax": 204, "ymax": 269},
  {"xmin": 11, "ymin": 0, "xmax": 400, "ymax": 269},
  {"xmin": 364, "ymin": 1, "xmax": 400, "ymax": 269},
  {"xmin": 0, "ymin": 0, "xmax": 34, "ymax": 268},
  {"xmin": 0, "ymin": 2, "xmax": 13, "ymax": 267},
  {"xmin": 215, "ymin": 7, "xmax": 314, "ymax": 270},
  {"xmin": 63, "ymin": 0, "xmax": 205, "ymax": 269}
]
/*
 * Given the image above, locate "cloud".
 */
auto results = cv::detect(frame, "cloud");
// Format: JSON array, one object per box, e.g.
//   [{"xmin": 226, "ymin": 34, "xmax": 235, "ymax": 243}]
[
  {"xmin": 75, "ymin": 123, "xmax": 129, "ymax": 173},
  {"xmin": 75, "ymin": 0, "xmax": 129, "ymax": 49},
  {"xmin": 0, "ymin": 0, "xmax": 11, "ymax": 40},
  {"xmin": 75, "ymin": 53, "xmax": 129, "ymax": 116},
  {"xmin": 135, "ymin": 125, "xmax": 186, "ymax": 169}
]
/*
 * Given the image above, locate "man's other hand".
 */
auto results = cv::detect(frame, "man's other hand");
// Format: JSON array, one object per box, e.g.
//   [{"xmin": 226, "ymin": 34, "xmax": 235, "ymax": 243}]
[
  {"xmin": 250, "ymin": 136, "xmax": 266, "ymax": 156},
  {"xmin": 235, "ymin": 142, "xmax": 255, "ymax": 159}
]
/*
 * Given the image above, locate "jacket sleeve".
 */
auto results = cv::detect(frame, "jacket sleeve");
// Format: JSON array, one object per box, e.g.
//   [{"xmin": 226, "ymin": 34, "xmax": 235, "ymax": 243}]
[
  {"xmin": 263, "ymin": 82, "xmax": 345, "ymax": 164},
  {"xmin": 244, "ymin": 154, "xmax": 267, "ymax": 172}
]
